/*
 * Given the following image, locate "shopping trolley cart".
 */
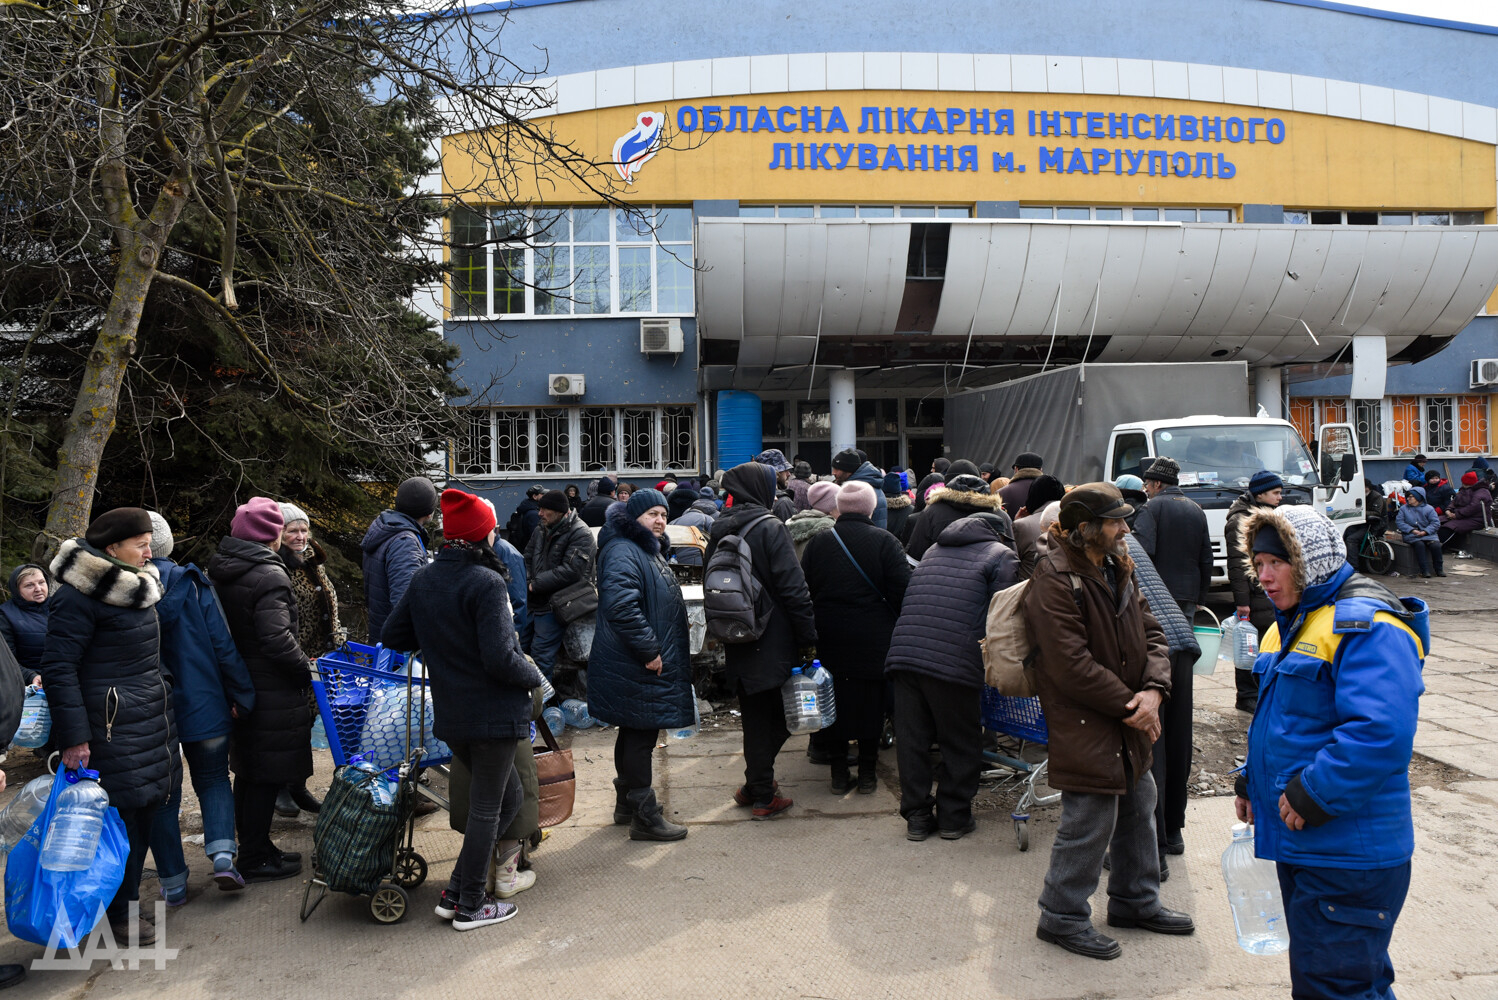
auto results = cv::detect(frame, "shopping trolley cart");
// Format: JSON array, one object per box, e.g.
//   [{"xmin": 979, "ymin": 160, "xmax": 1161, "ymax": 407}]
[{"xmin": 980, "ymin": 687, "xmax": 1061, "ymax": 851}]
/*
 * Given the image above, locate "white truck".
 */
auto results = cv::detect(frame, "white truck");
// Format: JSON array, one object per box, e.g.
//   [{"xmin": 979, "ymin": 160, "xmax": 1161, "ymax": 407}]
[{"xmin": 946, "ymin": 362, "xmax": 1366, "ymax": 591}]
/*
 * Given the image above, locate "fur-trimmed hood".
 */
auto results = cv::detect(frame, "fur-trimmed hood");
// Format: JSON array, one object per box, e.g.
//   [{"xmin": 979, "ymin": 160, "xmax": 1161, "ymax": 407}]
[
  {"xmin": 50, "ymin": 538, "xmax": 162, "ymax": 609},
  {"xmin": 1010, "ymin": 467, "xmax": 1043, "ymax": 482},
  {"xmin": 886, "ymin": 493, "xmax": 913, "ymax": 511},
  {"xmin": 926, "ymin": 487, "xmax": 1004, "ymax": 513},
  {"xmin": 600, "ymin": 501, "xmax": 670, "ymax": 557},
  {"xmin": 786, "ymin": 508, "xmax": 834, "ymax": 544},
  {"xmin": 1238, "ymin": 505, "xmax": 1347, "ymax": 597}
]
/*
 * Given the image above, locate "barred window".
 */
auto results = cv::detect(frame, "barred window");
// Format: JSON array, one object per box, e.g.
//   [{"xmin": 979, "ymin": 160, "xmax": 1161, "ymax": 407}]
[{"xmin": 451, "ymin": 406, "xmax": 698, "ymax": 475}]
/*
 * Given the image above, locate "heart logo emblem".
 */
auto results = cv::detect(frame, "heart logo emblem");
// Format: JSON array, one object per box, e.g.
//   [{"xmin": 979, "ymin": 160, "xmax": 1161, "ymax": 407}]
[{"xmin": 641, "ymin": 116, "xmax": 653, "ymax": 126}]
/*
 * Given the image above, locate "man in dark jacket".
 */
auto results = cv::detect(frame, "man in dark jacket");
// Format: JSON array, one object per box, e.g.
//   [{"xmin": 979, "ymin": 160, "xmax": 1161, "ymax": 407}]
[
  {"xmin": 906, "ymin": 474, "xmax": 1013, "ymax": 560},
  {"xmin": 510, "ymin": 485, "xmax": 544, "ymax": 552},
  {"xmin": 887, "ymin": 512, "xmax": 1016, "ymax": 840},
  {"xmin": 706, "ymin": 462, "xmax": 817, "ymax": 820},
  {"xmin": 579, "ymin": 476, "xmax": 618, "ymax": 528},
  {"xmin": 1132, "ymin": 457, "xmax": 1212, "ymax": 620},
  {"xmin": 998, "ymin": 451, "xmax": 1046, "ymax": 516},
  {"xmin": 831, "ymin": 448, "xmax": 888, "ymax": 529},
  {"xmin": 361, "ymin": 476, "xmax": 436, "ymax": 643},
  {"xmin": 1226, "ymin": 470, "xmax": 1282, "ymax": 712},
  {"xmin": 524, "ymin": 490, "xmax": 597, "ymax": 682},
  {"xmin": 209, "ymin": 497, "xmax": 312, "ymax": 884},
  {"xmin": 1023, "ymin": 484, "xmax": 1189, "ymax": 961},
  {"xmin": 755, "ymin": 449, "xmax": 798, "ymax": 521},
  {"xmin": 43, "ymin": 507, "xmax": 178, "ymax": 942}
]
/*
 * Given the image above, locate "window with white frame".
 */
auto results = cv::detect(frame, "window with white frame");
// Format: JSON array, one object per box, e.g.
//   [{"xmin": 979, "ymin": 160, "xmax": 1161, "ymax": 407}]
[
  {"xmin": 449, "ymin": 205, "xmax": 693, "ymax": 319},
  {"xmin": 1018, "ymin": 206, "xmax": 1233, "ymax": 222},
  {"xmin": 1283, "ymin": 210, "xmax": 1485, "ymax": 226},
  {"xmin": 452, "ymin": 405, "xmax": 698, "ymax": 475}
]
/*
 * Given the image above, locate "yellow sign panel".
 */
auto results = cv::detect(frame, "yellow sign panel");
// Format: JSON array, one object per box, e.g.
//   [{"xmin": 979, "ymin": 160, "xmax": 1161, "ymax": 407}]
[{"xmin": 444, "ymin": 89, "xmax": 1496, "ymax": 211}]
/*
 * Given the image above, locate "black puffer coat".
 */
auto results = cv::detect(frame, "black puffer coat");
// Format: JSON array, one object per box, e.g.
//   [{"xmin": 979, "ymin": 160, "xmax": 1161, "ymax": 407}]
[
  {"xmin": 886, "ymin": 514, "xmax": 1018, "ymax": 688},
  {"xmin": 905, "ymin": 486, "xmax": 1013, "ymax": 561},
  {"xmin": 208, "ymin": 536, "xmax": 313, "ymax": 785},
  {"xmin": 41, "ymin": 539, "xmax": 178, "ymax": 809},
  {"xmin": 1225, "ymin": 493, "xmax": 1277, "ymax": 636},
  {"xmin": 1132, "ymin": 485, "xmax": 1212, "ymax": 606},
  {"xmin": 524, "ymin": 509, "xmax": 596, "ymax": 610},
  {"xmin": 705, "ymin": 463, "xmax": 817, "ymax": 695},
  {"xmin": 801, "ymin": 514, "xmax": 911, "ymax": 681},
  {"xmin": 588, "ymin": 505, "xmax": 693, "ymax": 731},
  {"xmin": 382, "ymin": 543, "xmax": 542, "ymax": 744}
]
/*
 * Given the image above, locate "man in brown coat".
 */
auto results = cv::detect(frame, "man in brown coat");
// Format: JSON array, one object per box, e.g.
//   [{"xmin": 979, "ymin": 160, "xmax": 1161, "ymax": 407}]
[{"xmin": 1023, "ymin": 483, "xmax": 1194, "ymax": 960}]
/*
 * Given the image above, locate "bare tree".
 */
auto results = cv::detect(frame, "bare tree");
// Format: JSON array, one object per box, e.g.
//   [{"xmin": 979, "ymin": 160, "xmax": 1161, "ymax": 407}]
[{"xmin": 0, "ymin": 0, "xmax": 641, "ymax": 554}]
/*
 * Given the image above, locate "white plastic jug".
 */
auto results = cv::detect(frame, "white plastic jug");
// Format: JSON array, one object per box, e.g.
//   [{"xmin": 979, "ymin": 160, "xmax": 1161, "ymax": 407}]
[
  {"xmin": 1221, "ymin": 823, "xmax": 1290, "ymax": 955},
  {"xmin": 40, "ymin": 770, "xmax": 110, "ymax": 872},
  {"xmin": 780, "ymin": 668, "xmax": 823, "ymax": 735},
  {"xmin": 0, "ymin": 776, "xmax": 53, "ymax": 857}
]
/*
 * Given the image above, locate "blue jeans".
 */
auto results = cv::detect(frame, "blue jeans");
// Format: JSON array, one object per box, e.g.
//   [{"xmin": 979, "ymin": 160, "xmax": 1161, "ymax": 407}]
[
  {"xmin": 147, "ymin": 770, "xmax": 188, "ymax": 898},
  {"xmin": 530, "ymin": 610, "xmax": 565, "ymax": 679},
  {"xmin": 148, "ymin": 735, "xmax": 237, "ymax": 890},
  {"xmin": 1278, "ymin": 861, "xmax": 1410, "ymax": 1000}
]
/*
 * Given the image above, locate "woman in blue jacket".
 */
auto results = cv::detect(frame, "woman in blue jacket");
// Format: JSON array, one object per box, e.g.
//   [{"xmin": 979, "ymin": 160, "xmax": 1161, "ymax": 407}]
[
  {"xmin": 1235, "ymin": 505, "xmax": 1427, "ymax": 1000},
  {"xmin": 1395, "ymin": 487, "xmax": 1444, "ymax": 578},
  {"xmin": 145, "ymin": 513, "xmax": 258, "ymax": 896},
  {"xmin": 588, "ymin": 488, "xmax": 692, "ymax": 843}
]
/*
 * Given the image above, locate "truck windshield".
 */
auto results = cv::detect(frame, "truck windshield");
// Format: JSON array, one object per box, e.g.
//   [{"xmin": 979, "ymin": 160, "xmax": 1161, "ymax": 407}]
[{"xmin": 1151, "ymin": 425, "xmax": 1320, "ymax": 489}]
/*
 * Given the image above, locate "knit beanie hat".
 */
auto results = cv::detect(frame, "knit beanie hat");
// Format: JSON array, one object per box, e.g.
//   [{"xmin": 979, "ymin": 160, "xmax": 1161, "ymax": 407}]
[
  {"xmin": 837, "ymin": 481, "xmax": 877, "ymax": 519},
  {"xmin": 394, "ymin": 476, "xmax": 438, "ymax": 517},
  {"xmin": 1025, "ymin": 475, "xmax": 1067, "ymax": 510},
  {"xmin": 595, "ymin": 476, "xmax": 617, "ymax": 496},
  {"xmin": 279, "ymin": 502, "xmax": 310, "ymax": 528},
  {"xmin": 626, "ymin": 487, "xmax": 669, "ymax": 519},
  {"xmin": 667, "ymin": 487, "xmax": 697, "ymax": 520},
  {"xmin": 881, "ymin": 472, "xmax": 903, "ymax": 496},
  {"xmin": 230, "ymin": 497, "xmax": 284, "ymax": 544},
  {"xmin": 808, "ymin": 481, "xmax": 839, "ymax": 514},
  {"xmin": 84, "ymin": 506, "xmax": 154, "ymax": 549},
  {"xmin": 147, "ymin": 511, "xmax": 174, "ymax": 559},
  {"xmin": 946, "ymin": 459, "xmax": 981, "ymax": 478},
  {"xmin": 538, "ymin": 490, "xmax": 570, "ymax": 513},
  {"xmin": 1248, "ymin": 470, "xmax": 1283, "ymax": 495},
  {"xmin": 1280, "ymin": 505, "xmax": 1348, "ymax": 588},
  {"xmin": 1462, "ymin": 470, "xmax": 1480, "ymax": 487},
  {"xmin": 1143, "ymin": 456, "xmax": 1180, "ymax": 485},
  {"xmin": 831, "ymin": 448, "xmax": 862, "ymax": 474},
  {"xmin": 793, "ymin": 461, "xmax": 812, "ymax": 479},
  {"xmin": 1113, "ymin": 474, "xmax": 1144, "ymax": 492},
  {"xmin": 441, "ymin": 488, "xmax": 496, "ymax": 542},
  {"xmin": 1014, "ymin": 452, "xmax": 1044, "ymax": 470}
]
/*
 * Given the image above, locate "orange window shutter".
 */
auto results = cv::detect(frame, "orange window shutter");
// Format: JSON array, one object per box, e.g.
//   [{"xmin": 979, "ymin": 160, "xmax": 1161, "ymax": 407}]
[
  {"xmin": 1391, "ymin": 397, "xmax": 1420, "ymax": 454},
  {"xmin": 1321, "ymin": 398, "xmax": 1348, "ymax": 424},
  {"xmin": 1458, "ymin": 396, "xmax": 1491, "ymax": 454},
  {"xmin": 1289, "ymin": 399, "xmax": 1314, "ymax": 442}
]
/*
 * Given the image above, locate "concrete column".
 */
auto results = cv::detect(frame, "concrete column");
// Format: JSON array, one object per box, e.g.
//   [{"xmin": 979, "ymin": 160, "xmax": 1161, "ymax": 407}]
[
  {"xmin": 1253, "ymin": 366, "xmax": 1283, "ymax": 419},
  {"xmin": 829, "ymin": 370, "xmax": 857, "ymax": 456}
]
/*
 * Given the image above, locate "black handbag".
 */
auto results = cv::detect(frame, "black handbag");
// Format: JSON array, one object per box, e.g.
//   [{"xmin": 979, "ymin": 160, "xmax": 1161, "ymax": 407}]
[{"xmin": 549, "ymin": 578, "xmax": 598, "ymax": 624}]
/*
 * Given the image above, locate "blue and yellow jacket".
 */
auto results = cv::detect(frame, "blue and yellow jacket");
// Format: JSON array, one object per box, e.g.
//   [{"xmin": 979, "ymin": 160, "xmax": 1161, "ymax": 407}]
[{"xmin": 1245, "ymin": 561, "xmax": 1428, "ymax": 869}]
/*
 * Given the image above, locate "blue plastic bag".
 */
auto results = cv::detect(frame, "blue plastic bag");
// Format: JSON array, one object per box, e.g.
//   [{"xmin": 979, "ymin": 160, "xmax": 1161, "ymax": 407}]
[{"xmin": 5, "ymin": 769, "xmax": 128, "ymax": 947}]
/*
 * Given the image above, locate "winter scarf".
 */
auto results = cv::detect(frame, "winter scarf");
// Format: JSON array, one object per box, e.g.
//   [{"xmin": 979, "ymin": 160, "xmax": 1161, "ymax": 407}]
[{"xmin": 50, "ymin": 538, "xmax": 162, "ymax": 609}]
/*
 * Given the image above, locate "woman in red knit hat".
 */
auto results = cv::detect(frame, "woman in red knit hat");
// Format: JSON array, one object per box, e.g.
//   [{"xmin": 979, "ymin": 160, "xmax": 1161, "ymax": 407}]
[
  {"xmin": 1440, "ymin": 470, "xmax": 1493, "ymax": 558},
  {"xmin": 382, "ymin": 489, "xmax": 545, "ymax": 932}
]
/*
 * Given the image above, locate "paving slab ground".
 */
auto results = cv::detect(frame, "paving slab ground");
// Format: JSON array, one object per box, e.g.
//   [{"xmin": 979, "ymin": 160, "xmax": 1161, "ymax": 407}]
[{"xmin": 1, "ymin": 565, "xmax": 1495, "ymax": 998}]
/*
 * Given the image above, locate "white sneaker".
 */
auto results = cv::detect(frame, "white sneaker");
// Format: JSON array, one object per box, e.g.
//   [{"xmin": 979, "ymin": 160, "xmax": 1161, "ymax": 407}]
[
  {"xmin": 492, "ymin": 846, "xmax": 536, "ymax": 900},
  {"xmin": 1456, "ymin": 550, "xmax": 1476, "ymax": 559},
  {"xmin": 452, "ymin": 895, "xmax": 516, "ymax": 932}
]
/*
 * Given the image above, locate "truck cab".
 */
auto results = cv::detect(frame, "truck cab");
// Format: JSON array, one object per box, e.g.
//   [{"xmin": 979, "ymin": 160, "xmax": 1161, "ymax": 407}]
[{"xmin": 1105, "ymin": 415, "xmax": 1364, "ymax": 590}]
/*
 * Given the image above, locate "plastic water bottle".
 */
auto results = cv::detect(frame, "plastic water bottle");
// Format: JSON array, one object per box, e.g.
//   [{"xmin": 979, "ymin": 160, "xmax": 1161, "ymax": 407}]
[
  {"xmin": 310, "ymin": 713, "xmax": 330, "ymax": 750},
  {"xmin": 1222, "ymin": 823, "xmax": 1290, "ymax": 955},
  {"xmin": 40, "ymin": 770, "xmax": 109, "ymax": 872},
  {"xmin": 0, "ymin": 776, "xmax": 53, "ymax": 856},
  {"xmin": 1217, "ymin": 617, "xmax": 1239, "ymax": 669},
  {"xmin": 349, "ymin": 756, "xmax": 395, "ymax": 807},
  {"xmin": 12, "ymin": 688, "xmax": 50, "ymax": 749},
  {"xmin": 560, "ymin": 698, "xmax": 595, "ymax": 729},
  {"xmin": 808, "ymin": 660, "xmax": 838, "ymax": 730},
  {"xmin": 780, "ymin": 668, "xmax": 823, "ymax": 735},
  {"xmin": 541, "ymin": 706, "xmax": 565, "ymax": 737},
  {"xmin": 539, "ymin": 675, "xmax": 556, "ymax": 704},
  {"xmin": 668, "ymin": 689, "xmax": 700, "ymax": 740},
  {"xmin": 1234, "ymin": 615, "xmax": 1260, "ymax": 670}
]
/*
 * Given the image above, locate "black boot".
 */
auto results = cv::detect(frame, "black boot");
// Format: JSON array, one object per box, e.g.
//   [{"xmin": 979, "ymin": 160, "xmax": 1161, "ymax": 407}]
[
  {"xmin": 1234, "ymin": 669, "xmax": 1259, "ymax": 713},
  {"xmin": 627, "ymin": 788, "xmax": 687, "ymax": 842},
  {"xmin": 613, "ymin": 779, "xmax": 634, "ymax": 826},
  {"xmin": 289, "ymin": 783, "xmax": 321, "ymax": 814},
  {"xmin": 830, "ymin": 758, "xmax": 851, "ymax": 794},
  {"xmin": 274, "ymin": 786, "xmax": 300, "ymax": 818}
]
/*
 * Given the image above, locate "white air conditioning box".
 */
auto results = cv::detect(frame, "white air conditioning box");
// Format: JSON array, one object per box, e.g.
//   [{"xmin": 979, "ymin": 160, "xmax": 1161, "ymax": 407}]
[
  {"xmin": 1471, "ymin": 359, "xmax": 1498, "ymax": 388},
  {"xmin": 548, "ymin": 373, "xmax": 585, "ymax": 397},
  {"xmin": 640, "ymin": 317, "xmax": 683, "ymax": 355}
]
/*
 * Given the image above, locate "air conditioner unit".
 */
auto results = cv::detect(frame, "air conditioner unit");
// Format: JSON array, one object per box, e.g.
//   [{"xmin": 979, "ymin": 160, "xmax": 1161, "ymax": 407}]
[
  {"xmin": 548, "ymin": 373, "xmax": 585, "ymax": 397},
  {"xmin": 1472, "ymin": 358, "xmax": 1498, "ymax": 388},
  {"xmin": 640, "ymin": 317, "xmax": 684, "ymax": 355}
]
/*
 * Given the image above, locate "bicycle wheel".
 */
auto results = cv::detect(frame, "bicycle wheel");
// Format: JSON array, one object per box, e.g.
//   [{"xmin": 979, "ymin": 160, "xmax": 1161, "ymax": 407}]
[{"xmin": 1363, "ymin": 539, "xmax": 1395, "ymax": 576}]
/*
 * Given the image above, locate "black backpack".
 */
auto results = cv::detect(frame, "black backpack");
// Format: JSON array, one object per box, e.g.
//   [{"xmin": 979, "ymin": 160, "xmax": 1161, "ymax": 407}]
[{"xmin": 703, "ymin": 513, "xmax": 777, "ymax": 643}]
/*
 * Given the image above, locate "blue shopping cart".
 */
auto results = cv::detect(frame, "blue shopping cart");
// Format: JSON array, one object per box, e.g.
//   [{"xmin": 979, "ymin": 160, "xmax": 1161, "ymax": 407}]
[
  {"xmin": 313, "ymin": 643, "xmax": 453, "ymax": 773},
  {"xmin": 981, "ymin": 687, "xmax": 1061, "ymax": 851}
]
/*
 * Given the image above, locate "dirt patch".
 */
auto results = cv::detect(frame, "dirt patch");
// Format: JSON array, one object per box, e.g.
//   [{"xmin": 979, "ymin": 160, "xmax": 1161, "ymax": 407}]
[{"xmin": 1408, "ymin": 753, "xmax": 1478, "ymax": 791}]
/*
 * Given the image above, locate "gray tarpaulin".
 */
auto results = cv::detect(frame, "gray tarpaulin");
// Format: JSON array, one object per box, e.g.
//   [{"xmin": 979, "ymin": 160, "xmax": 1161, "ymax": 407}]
[{"xmin": 946, "ymin": 362, "xmax": 1251, "ymax": 485}]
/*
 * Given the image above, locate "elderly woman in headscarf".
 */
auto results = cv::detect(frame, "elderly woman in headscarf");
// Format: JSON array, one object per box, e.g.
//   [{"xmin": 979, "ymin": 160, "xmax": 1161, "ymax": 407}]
[
  {"xmin": 589, "ymin": 488, "xmax": 693, "ymax": 842},
  {"xmin": 274, "ymin": 502, "xmax": 345, "ymax": 818},
  {"xmin": 1, "ymin": 564, "xmax": 49, "ymax": 686}
]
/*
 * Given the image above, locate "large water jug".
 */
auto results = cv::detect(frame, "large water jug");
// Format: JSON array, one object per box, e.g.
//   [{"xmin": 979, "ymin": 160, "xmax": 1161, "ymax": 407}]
[
  {"xmin": 12, "ymin": 688, "xmax": 50, "ymax": 749},
  {"xmin": 310, "ymin": 713, "xmax": 330, "ymax": 750},
  {"xmin": 668, "ymin": 689, "xmax": 700, "ymax": 741},
  {"xmin": 349, "ymin": 756, "xmax": 395, "ymax": 807},
  {"xmin": 1217, "ymin": 617, "xmax": 1239, "ymax": 670},
  {"xmin": 808, "ymin": 660, "xmax": 838, "ymax": 730},
  {"xmin": 541, "ymin": 706, "xmax": 564, "ymax": 737},
  {"xmin": 780, "ymin": 668, "xmax": 823, "ymax": 735},
  {"xmin": 0, "ymin": 776, "xmax": 53, "ymax": 856},
  {"xmin": 1233, "ymin": 616, "xmax": 1260, "ymax": 670},
  {"xmin": 560, "ymin": 699, "xmax": 596, "ymax": 729},
  {"xmin": 39, "ymin": 770, "xmax": 110, "ymax": 872},
  {"xmin": 1222, "ymin": 823, "xmax": 1290, "ymax": 955}
]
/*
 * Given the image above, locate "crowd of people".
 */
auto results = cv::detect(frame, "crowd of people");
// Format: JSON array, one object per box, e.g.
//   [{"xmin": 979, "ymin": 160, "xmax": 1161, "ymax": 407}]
[{"xmin": 0, "ymin": 439, "xmax": 1441, "ymax": 992}]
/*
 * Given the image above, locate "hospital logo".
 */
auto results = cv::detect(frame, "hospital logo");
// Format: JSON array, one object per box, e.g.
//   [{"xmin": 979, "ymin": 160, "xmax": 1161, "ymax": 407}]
[{"xmin": 613, "ymin": 111, "xmax": 664, "ymax": 184}]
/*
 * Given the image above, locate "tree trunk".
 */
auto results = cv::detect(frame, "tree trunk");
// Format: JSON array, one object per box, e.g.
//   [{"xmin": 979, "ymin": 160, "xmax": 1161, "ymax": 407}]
[{"xmin": 40, "ymin": 220, "xmax": 179, "ymax": 550}]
